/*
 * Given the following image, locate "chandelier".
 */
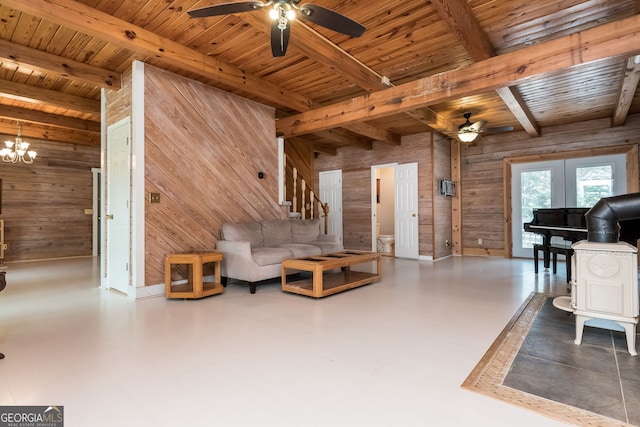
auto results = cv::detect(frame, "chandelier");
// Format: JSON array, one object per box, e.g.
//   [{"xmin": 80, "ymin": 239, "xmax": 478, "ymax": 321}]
[{"xmin": 2, "ymin": 122, "xmax": 36, "ymax": 164}]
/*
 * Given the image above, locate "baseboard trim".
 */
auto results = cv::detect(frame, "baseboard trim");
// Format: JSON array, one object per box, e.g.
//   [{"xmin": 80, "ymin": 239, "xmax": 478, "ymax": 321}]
[
  {"xmin": 129, "ymin": 274, "xmax": 218, "ymax": 300},
  {"xmin": 129, "ymin": 283, "xmax": 164, "ymax": 300}
]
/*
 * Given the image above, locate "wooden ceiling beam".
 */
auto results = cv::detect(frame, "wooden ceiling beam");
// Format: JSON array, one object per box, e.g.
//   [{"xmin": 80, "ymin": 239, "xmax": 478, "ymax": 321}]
[
  {"xmin": 281, "ymin": 19, "xmax": 456, "ymax": 136},
  {"xmin": 2, "ymin": 0, "xmax": 315, "ymax": 113},
  {"xmin": 276, "ymin": 14, "xmax": 640, "ymax": 137},
  {"xmin": 0, "ymin": 79, "xmax": 101, "ymax": 114},
  {"xmin": 345, "ymin": 122, "xmax": 400, "ymax": 145},
  {"xmin": 4, "ymin": 0, "xmax": 397, "ymax": 146},
  {"xmin": 238, "ymin": 16, "xmax": 386, "ymax": 93},
  {"xmin": 316, "ymin": 129, "xmax": 373, "ymax": 151},
  {"xmin": 494, "ymin": 87, "xmax": 540, "ymax": 136},
  {"xmin": 0, "ymin": 39, "xmax": 121, "ymax": 89},
  {"xmin": 612, "ymin": 55, "xmax": 640, "ymax": 127},
  {"xmin": 286, "ymin": 136, "xmax": 338, "ymax": 156},
  {"xmin": 0, "ymin": 123, "xmax": 99, "ymax": 146},
  {"xmin": 429, "ymin": 0, "xmax": 496, "ymax": 59},
  {"xmin": 430, "ymin": 0, "xmax": 540, "ymax": 137},
  {"xmin": 308, "ymin": 142, "xmax": 338, "ymax": 156},
  {"xmin": 240, "ymin": 15, "xmax": 400, "ymax": 145},
  {"xmin": 0, "ymin": 105, "xmax": 100, "ymax": 133}
]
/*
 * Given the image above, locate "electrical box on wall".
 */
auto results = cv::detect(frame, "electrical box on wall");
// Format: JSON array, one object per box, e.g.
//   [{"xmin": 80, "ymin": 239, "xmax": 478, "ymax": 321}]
[{"xmin": 439, "ymin": 179, "xmax": 456, "ymax": 197}]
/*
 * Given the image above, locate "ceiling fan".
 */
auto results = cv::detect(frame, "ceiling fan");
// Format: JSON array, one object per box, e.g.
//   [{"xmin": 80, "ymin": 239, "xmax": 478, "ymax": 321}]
[
  {"xmin": 457, "ymin": 112, "xmax": 514, "ymax": 145},
  {"xmin": 187, "ymin": 1, "xmax": 366, "ymax": 57}
]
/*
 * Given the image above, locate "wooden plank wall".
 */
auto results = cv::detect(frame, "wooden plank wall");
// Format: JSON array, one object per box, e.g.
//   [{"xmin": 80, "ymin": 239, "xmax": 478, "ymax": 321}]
[
  {"xmin": 0, "ymin": 138, "xmax": 99, "ymax": 261},
  {"xmin": 432, "ymin": 133, "xmax": 453, "ymax": 259},
  {"xmin": 143, "ymin": 65, "xmax": 281, "ymax": 285},
  {"xmin": 105, "ymin": 68, "xmax": 132, "ymax": 127},
  {"xmin": 314, "ymin": 133, "xmax": 434, "ymax": 256},
  {"xmin": 460, "ymin": 113, "xmax": 640, "ymax": 256}
]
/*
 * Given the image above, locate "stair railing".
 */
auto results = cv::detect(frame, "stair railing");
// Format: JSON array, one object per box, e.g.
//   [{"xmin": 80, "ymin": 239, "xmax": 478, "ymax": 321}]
[{"xmin": 284, "ymin": 154, "xmax": 330, "ymax": 232}]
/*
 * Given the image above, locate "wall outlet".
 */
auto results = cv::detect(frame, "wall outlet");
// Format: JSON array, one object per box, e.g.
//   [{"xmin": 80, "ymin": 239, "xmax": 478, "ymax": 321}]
[
  {"xmin": 149, "ymin": 193, "xmax": 161, "ymax": 203},
  {"xmin": 478, "ymin": 238, "xmax": 483, "ymax": 245}
]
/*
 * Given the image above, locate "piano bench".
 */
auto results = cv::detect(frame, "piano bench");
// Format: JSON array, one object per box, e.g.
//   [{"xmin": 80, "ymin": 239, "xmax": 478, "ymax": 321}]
[{"xmin": 533, "ymin": 244, "xmax": 574, "ymax": 284}]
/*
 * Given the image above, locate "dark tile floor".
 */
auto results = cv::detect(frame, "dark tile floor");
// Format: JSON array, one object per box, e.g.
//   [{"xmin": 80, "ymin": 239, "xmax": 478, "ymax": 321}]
[{"xmin": 503, "ymin": 298, "xmax": 640, "ymax": 425}]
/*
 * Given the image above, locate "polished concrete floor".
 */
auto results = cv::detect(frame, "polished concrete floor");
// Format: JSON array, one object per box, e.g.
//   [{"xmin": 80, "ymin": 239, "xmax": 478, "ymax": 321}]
[{"xmin": 0, "ymin": 255, "xmax": 575, "ymax": 426}]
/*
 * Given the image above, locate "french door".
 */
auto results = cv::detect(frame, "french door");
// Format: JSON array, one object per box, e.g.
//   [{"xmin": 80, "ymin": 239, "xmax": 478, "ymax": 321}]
[{"xmin": 511, "ymin": 154, "xmax": 627, "ymax": 258}]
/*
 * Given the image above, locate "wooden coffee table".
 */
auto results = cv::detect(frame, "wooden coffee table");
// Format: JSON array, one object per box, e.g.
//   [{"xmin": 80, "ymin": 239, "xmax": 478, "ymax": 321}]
[{"xmin": 281, "ymin": 251, "xmax": 381, "ymax": 298}]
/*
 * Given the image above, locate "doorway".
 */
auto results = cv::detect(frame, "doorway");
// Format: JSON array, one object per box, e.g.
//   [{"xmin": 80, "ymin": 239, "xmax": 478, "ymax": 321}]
[
  {"xmin": 511, "ymin": 153, "xmax": 627, "ymax": 258},
  {"xmin": 372, "ymin": 165, "xmax": 395, "ymax": 253},
  {"xmin": 319, "ymin": 170, "xmax": 343, "ymax": 244},
  {"xmin": 371, "ymin": 163, "xmax": 419, "ymax": 259}
]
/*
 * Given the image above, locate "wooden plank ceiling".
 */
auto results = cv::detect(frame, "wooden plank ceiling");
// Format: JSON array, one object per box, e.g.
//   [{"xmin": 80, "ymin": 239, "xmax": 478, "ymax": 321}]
[{"xmin": 0, "ymin": 0, "xmax": 639, "ymax": 153}]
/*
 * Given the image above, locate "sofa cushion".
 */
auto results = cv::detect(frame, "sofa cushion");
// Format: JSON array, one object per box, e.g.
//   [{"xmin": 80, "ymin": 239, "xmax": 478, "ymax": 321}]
[
  {"xmin": 261, "ymin": 220, "xmax": 292, "ymax": 246},
  {"xmin": 222, "ymin": 222, "xmax": 263, "ymax": 248},
  {"xmin": 252, "ymin": 247, "xmax": 293, "ymax": 266},
  {"xmin": 291, "ymin": 219, "xmax": 321, "ymax": 243},
  {"xmin": 308, "ymin": 240, "xmax": 343, "ymax": 255},
  {"xmin": 278, "ymin": 243, "xmax": 322, "ymax": 258}
]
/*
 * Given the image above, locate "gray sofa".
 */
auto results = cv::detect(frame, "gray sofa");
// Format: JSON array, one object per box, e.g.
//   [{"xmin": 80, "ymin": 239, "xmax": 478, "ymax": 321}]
[{"xmin": 216, "ymin": 219, "xmax": 343, "ymax": 293}]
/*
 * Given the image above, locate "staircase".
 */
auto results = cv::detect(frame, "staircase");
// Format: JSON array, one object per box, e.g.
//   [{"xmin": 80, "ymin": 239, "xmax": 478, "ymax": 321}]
[{"xmin": 284, "ymin": 154, "xmax": 329, "ymax": 232}]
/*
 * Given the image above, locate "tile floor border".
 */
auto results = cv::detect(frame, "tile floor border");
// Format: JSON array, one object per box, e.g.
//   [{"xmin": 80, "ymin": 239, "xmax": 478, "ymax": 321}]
[{"xmin": 461, "ymin": 292, "xmax": 632, "ymax": 427}]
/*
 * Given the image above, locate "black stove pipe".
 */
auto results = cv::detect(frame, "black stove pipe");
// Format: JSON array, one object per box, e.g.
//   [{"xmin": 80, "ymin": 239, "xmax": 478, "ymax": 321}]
[{"xmin": 585, "ymin": 192, "xmax": 640, "ymax": 243}]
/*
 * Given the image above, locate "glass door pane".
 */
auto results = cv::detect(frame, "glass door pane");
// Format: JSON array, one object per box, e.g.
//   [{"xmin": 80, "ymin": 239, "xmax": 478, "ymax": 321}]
[
  {"xmin": 575, "ymin": 165, "xmax": 613, "ymax": 207},
  {"xmin": 511, "ymin": 160, "xmax": 564, "ymax": 258},
  {"xmin": 565, "ymin": 154, "xmax": 626, "ymax": 207},
  {"xmin": 521, "ymin": 170, "xmax": 551, "ymax": 249}
]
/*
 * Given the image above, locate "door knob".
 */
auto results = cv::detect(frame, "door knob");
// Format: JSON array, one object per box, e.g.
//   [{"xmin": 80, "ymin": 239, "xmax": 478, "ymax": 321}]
[
  {"xmin": 412, "ymin": 213, "xmax": 417, "ymax": 217},
  {"xmin": 105, "ymin": 214, "xmax": 114, "ymax": 220}
]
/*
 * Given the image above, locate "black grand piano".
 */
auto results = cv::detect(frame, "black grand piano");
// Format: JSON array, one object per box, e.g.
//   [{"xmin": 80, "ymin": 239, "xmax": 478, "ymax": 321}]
[
  {"xmin": 524, "ymin": 207, "xmax": 640, "ymax": 278},
  {"xmin": 524, "ymin": 207, "xmax": 640, "ymax": 247},
  {"xmin": 524, "ymin": 208, "xmax": 589, "ymax": 247}
]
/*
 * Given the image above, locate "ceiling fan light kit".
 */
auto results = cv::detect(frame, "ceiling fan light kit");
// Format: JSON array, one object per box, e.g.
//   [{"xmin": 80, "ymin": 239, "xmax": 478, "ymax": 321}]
[
  {"xmin": 188, "ymin": 0, "xmax": 366, "ymax": 57},
  {"xmin": 457, "ymin": 112, "xmax": 483, "ymax": 144},
  {"xmin": 457, "ymin": 130, "xmax": 479, "ymax": 144}
]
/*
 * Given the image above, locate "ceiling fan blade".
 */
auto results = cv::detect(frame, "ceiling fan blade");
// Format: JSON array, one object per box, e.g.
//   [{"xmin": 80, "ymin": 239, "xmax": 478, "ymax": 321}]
[
  {"xmin": 270, "ymin": 21, "xmax": 290, "ymax": 57},
  {"xmin": 299, "ymin": 4, "xmax": 365, "ymax": 37},
  {"xmin": 485, "ymin": 126, "xmax": 515, "ymax": 134},
  {"xmin": 187, "ymin": 1, "xmax": 265, "ymax": 18},
  {"xmin": 468, "ymin": 120, "xmax": 486, "ymax": 132}
]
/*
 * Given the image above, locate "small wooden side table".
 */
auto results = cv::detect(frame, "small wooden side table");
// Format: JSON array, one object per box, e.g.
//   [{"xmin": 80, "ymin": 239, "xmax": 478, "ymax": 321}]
[{"xmin": 165, "ymin": 251, "xmax": 224, "ymax": 299}]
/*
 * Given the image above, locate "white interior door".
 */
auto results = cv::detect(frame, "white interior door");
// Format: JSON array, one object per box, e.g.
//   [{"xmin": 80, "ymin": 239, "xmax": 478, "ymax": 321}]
[
  {"xmin": 319, "ymin": 170, "xmax": 343, "ymax": 245},
  {"xmin": 512, "ymin": 154, "xmax": 627, "ymax": 258},
  {"xmin": 394, "ymin": 162, "xmax": 419, "ymax": 259},
  {"xmin": 106, "ymin": 118, "xmax": 131, "ymax": 294}
]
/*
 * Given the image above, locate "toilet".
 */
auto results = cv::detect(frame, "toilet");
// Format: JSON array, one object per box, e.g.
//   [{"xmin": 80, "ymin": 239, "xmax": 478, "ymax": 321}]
[
  {"xmin": 377, "ymin": 235, "xmax": 395, "ymax": 254},
  {"xmin": 376, "ymin": 223, "xmax": 395, "ymax": 254}
]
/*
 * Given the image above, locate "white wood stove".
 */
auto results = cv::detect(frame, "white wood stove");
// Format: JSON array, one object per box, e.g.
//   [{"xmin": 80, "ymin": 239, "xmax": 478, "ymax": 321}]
[{"xmin": 554, "ymin": 240, "xmax": 638, "ymax": 355}]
